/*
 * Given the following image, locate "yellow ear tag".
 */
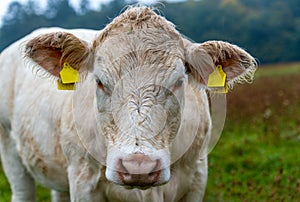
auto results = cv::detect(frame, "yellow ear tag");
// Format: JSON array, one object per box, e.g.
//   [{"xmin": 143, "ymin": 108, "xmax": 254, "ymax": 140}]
[
  {"xmin": 207, "ymin": 65, "xmax": 228, "ymax": 93},
  {"xmin": 60, "ymin": 62, "xmax": 80, "ymax": 84},
  {"xmin": 57, "ymin": 62, "xmax": 80, "ymax": 90},
  {"xmin": 57, "ymin": 80, "xmax": 76, "ymax": 90}
]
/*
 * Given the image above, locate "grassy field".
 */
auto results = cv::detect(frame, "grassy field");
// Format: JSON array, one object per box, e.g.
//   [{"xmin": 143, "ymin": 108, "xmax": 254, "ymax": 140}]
[
  {"xmin": 205, "ymin": 63, "xmax": 300, "ymax": 201},
  {"xmin": 0, "ymin": 63, "xmax": 299, "ymax": 201}
]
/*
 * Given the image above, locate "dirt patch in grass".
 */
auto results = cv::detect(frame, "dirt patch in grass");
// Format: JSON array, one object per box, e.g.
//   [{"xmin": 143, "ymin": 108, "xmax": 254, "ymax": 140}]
[{"xmin": 227, "ymin": 73, "xmax": 300, "ymax": 122}]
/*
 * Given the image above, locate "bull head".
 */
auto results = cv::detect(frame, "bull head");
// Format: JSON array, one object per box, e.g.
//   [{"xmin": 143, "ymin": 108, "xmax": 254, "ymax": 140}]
[{"xmin": 25, "ymin": 7, "xmax": 256, "ymax": 189}]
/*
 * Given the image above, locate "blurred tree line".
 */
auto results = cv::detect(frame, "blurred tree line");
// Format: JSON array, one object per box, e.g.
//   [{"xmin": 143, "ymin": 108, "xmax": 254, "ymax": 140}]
[{"xmin": 0, "ymin": 0, "xmax": 299, "ymax": 64}]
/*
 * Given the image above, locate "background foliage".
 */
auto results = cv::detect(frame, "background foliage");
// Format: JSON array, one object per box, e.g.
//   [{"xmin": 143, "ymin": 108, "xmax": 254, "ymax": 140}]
[{"xmin": 0, "ymin": 0, "xmax": 300, "ymax": 64}]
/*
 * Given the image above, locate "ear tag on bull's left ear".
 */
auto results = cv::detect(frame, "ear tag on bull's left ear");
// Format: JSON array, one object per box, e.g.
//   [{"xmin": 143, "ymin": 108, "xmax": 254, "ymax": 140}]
[
  {"xmin": 57, "ymin": 62, "xmax": 80, "ymax": 90},
  {"xmin": 207, "ymin": 65, "xmax": 228, "ymax": 93}
]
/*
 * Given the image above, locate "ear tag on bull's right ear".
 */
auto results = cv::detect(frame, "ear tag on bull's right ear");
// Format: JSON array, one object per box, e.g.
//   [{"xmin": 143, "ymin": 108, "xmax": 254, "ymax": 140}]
[
  {"xmin": 57, "ymin": 62, "xmax": 80, "ymax": 90},
  {"xmin": 60, "ymin": 62, "xmax": 80, "ymax": 84},
  {"xmin": 207, "ymin": 65, "xmax": 228, "ymax": 93},
  {"xmin": 57, "ymin": 80, "xmax": 76, "ymax": 90}
]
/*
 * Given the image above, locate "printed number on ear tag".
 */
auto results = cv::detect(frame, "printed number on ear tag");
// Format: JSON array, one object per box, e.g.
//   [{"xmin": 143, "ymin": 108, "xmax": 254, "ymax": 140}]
[
  {"xmin": 207, "ymin": 65, "xmax": 228, "ymax": 93},
  {"xmin": 57, "ymin": 62, "xmax": 80, "ymax": 90}
]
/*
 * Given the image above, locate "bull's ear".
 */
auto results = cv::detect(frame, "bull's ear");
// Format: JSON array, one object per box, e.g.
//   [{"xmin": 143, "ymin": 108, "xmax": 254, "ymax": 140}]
[
  {"xmin": 183, "ymin": 38, "xmax": 257, "ymax": 89},
  {"xmin": 25, "ymin": 32, "xmax": 91, "ymax": 77}
]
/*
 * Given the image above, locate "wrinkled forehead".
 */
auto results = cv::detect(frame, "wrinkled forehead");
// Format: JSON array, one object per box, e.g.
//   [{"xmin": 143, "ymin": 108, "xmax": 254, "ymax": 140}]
[{"xmin": 93, "ymin": 29, "xmax": 185, "ymax": 85}]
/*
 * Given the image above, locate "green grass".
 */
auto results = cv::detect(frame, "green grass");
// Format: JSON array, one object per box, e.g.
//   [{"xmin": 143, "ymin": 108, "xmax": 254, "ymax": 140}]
[
  {"xmin": 204, "ymin": 63, "xmax": 300, "ymax": 201},
  {"xmin": 0, "ymin": 165, "xmax": 10, "ymax": 202},
  {"xmin": 0, "ymin": 63, "xmax": 299, "ymax": 201},
  {"xmin": 205, "ymin": 120, "xmax": 300, "ymax": 201},
  {"xmin": 0, "ymin": 164, "xmax": 50, "ymax": 201}
]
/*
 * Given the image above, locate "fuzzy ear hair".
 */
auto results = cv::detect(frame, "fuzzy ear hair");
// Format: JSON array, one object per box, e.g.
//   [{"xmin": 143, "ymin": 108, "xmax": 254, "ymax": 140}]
[
  {"xmin": 183, "ymin": 38, "xmax": 257, "ymax": 89},
  {"xmin": 25, "ymin": 32, "xmax": 91, "ymax": 77}
]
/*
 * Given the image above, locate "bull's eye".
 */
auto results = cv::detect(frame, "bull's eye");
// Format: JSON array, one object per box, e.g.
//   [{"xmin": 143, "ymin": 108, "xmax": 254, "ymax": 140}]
[
  {"xmin": 175, "ymin": 79, "xmax": 183, "ymax": 88},
  {"xmin": 173, "ymin": 79, "xmax": 184, "ymax": 91},
  {"xmin": 96, "ymin": 78, "xmax": 106, "ymax": 93}
]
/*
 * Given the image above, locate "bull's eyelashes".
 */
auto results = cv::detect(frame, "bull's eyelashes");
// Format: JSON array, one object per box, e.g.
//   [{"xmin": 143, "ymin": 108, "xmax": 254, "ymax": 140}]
[
  {"xmin": 96, "ymin": 78, "xmax": 110, "ymax": 95},
  {"xmin": 96, "ymin": 78, "xmax": 104, "ymax": 90}
]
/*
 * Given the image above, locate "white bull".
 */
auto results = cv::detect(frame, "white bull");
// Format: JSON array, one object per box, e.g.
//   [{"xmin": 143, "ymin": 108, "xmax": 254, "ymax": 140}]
[{"xmin": 0, "ymin": 6, "xmax": 257, "ymax": 202}]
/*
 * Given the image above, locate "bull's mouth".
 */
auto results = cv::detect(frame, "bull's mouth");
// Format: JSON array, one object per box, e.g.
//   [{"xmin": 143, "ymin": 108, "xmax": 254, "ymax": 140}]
[
  {"xmin": 122, "ymin": 179, "xmax": 169, "ymax": 190},
  {"xmin": 114, "ymin": 168, "xmax": 170, "ymax": 190},
  {"xmin": 117, "ymin": 168, "xmax": 161, "ymax": 187}
]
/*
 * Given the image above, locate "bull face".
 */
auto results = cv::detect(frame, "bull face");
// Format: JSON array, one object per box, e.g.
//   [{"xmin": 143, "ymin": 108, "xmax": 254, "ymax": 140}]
[
  {"xmin": 25, "ymin": 7, "xmax": 256, "ymax": 190},
  {"xmin": 92, "ymin": 30, "xmax": 186, "ymax": 187}
]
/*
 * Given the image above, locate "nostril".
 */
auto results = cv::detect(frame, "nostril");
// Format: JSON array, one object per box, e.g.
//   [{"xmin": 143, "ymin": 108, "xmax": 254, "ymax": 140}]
[
  {"xmin": 148, "ymin": 170, "xmax": 160, "ymax": 178},
  {"xmin": 149, "ymin": 171, "xmax": 156, "ymax": 177}
]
